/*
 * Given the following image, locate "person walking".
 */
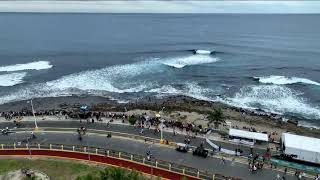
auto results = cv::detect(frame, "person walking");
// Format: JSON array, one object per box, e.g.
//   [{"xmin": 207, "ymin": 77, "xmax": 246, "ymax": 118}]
[
  {"xmin": 220, "ymin": 157, "xmax": 226, "ymax": 165},
  {"xmin": 231, "ymin": 157, "xmax": 236, "ymax": 166},
  {"xmin": 31, "ymin": 131, "xmax": 36, "ymax": 139},
  {"xmin": 298, "ymin": 172, "xmax": 303, "ymax": 180}
]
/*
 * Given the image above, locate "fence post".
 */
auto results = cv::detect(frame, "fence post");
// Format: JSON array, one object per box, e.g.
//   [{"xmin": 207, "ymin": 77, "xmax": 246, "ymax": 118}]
[
  {"xmin": 61, "ymin": 145, "xmax": 63, "ymax": 150},
  {"xmin": 50, "ymin": 144, "xmax": 52, "ymax": 149},
  {"xmin": 107, "ymin": 150, "xmax": 109, "ymax": 157},
  {"xmin": 38, "ymin": 144, "xmax": 40, "ymax": 149},
  {"xmin": 212, "ymin": 174, "xmax": 215, "ymax": 180},
  {"xmin": 130, "ymin": 155, "xmax": 133, "ymax": 161},
  {"xmin": 72, "ymin": 146, "xmax": 75, "ymax": 151},
  {"xmin": 143, "ymin": 158, "xmax": 145, "ymax": 164},
  {"xmin": 13, "ymin": 143, "xmax": 16, "ymax": 149},
  {"xmin": 182, "ymin": 168, "xmax": 185, "ymax": 175},
  {"xmin": 197, "ymin": 171, "xmax": 200, "ymax": 178},
  {"xmin": 96, "ymin": 149, "xmax": 98, "ymax": 155},
  {"xmin": 169, "ymin": 164, "xmax": 171, "ymax": 171},
  {"xmin": 156, "ymin": 161, "xmax": 158, "ymax": 167},
  {"xmin": 1, "ymin": 144, "xmax": 3, "ymax": 149},
  {"xmin": 118, "ymin": 152, "xmax": 121, "ymax": 158},
  {"xmin": 84, "ymin": 147, "xmax": 86, "ymax": 152},
  {"xmin": 26, "ymin": 144, "xmax": 28, "ymax": 149}
]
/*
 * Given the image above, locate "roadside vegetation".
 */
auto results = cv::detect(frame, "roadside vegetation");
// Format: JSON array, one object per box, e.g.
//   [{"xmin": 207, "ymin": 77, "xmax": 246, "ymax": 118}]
[
  {"xmin": 0, "ymin": 158, "xmax": 167, "ymax": 180},
  {"xmin": 75, "ymin": 167, "xmax": 154, "ymax": 180},
  {"xmin": 0, "ymin": 158, "xmax": 102, "ymax": 180}
]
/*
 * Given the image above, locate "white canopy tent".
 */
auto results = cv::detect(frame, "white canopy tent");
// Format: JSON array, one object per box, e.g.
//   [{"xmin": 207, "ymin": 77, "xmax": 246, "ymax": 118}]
[
  {"xmin": 229, "ymin": 128, "xmax": 269, "ymax": 142},
  {"xmin": 282, "ymin": 133, "xmax": 320, "ymax": 164}
]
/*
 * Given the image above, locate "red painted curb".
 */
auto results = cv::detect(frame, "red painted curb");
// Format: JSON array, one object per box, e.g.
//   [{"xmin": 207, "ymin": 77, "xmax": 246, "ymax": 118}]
[{"xmin": 0, "ymin": 149, "xmax": 201, "ymax": 180}]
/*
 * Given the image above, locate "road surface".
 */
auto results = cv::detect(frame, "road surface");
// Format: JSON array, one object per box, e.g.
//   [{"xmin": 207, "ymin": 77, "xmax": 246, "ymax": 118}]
[{"xmin": 0, "ymin": 130, "xmax": 301, "ymax": 180}]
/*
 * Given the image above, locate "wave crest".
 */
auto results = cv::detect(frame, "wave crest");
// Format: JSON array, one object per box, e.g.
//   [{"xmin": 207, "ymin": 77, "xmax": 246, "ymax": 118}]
[
  {"xmin": 162, "ymin": 55, "xmax": 219, "ymax": 68},
  {"xmin": 254, "ymin": 75, "xmax": 320, "ymax": 86},
  {"xmin": 0, "ymin": 61, "xmax": 53, "ymax": 72}
]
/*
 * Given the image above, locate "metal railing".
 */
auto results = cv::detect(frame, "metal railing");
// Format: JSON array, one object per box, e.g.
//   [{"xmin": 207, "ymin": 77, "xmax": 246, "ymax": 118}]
[{"xmin": 0, "ymin": 142, "xmax": 240, "ymax": 180}]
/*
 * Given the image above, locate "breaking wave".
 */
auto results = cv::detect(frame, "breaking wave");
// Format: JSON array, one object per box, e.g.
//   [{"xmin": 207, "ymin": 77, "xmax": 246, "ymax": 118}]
[
  {"xmin": 0, "ymin": 55, "xmax": 219, "ymax": 105},
  {"xmin": 0, "ymin": 72, "xmax": 27, "ymax": 87},
  {"xmin": 254, "ymin": 75, "xmax": 320, "ymax": 86},
  {"xmin": 226, "ymin": 85, "xmax": 320, "ymax": 119},
  {"xmin": 0, "ymin": 61, "xmax": 53, "ymax": 72},
  {"xmin": 162, "ymin": 54, "xmax": 219, "ymax": 68},
  {"xmin": 44, "ymin": 54, "xmax": 219, "ymax": 93},
  {"xmin": 45, "ymin": 60, "xmax": 161, "ymax": 93},
  {"xmin": 193, "ymin": 49, "xmax": 212, "ymax": 55}
]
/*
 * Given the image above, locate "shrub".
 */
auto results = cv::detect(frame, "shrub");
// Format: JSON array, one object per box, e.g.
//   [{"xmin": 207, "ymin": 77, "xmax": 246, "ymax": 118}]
[{"xmin": 128, "ymin": 116, "xmax": 138, "ymax": 125}]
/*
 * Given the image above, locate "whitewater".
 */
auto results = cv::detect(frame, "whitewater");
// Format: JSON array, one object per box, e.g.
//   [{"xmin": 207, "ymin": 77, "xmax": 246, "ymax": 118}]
[
  {"xmin": 0, "ymin": 54, "xmax": 219, "ymax": 103},
  {"xmin": 0, "ymin": 72, "xmax": 27, "ymax": 86},
  {"xmin": 254, "ymin": 76, "xmax": 320, "ymax": 86},
  {"xmin": 0, "ymin": 61, "xmax": 53, "ymax": 87},
  {"xmin": 0, "ymin": 61, "xmax": 53, "ymax": 72},
  {"xmin": 0, "ymin": 53, "xmax": 319, "ymax": 123}
]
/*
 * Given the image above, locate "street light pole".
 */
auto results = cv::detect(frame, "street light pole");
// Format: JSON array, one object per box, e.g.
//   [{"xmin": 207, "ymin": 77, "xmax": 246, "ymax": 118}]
[
  {"xmin": 159, "ymin": 107, "xmax": 165, "ymax": 144},
  {"xmin": 30, "ymin": 99, "xmax": 39, "ymax": 131}
]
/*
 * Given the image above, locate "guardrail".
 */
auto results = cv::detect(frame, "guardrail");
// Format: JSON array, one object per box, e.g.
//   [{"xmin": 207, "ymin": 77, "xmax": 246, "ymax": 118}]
[{"xmin": 0, "ymin": 143, "xmax": 240, "ymax": 180}]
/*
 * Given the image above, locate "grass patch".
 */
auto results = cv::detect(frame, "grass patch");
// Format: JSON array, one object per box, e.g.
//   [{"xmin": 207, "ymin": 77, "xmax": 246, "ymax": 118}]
[{"xmin": 0, "ymin": 157, "xmax": 103, "ymax": 180}]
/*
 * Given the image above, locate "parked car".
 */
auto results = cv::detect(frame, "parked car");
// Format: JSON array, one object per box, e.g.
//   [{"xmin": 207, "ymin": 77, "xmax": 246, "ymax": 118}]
[{"xmin": 193, "ymin": 146, "xmax": 208, "ymax": 158}]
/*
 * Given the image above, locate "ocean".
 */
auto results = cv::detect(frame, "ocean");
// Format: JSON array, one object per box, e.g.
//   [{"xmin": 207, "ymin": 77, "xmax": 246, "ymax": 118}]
[{"xmin": 0, "ymin": 13, "xmax": 319, "ymax": 127}]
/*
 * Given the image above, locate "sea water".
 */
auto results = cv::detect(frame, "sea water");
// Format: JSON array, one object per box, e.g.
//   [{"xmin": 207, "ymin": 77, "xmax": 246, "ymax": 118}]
[{"xmin": 0, "ymin": 13, "xmax": 319, "ymax": 126}]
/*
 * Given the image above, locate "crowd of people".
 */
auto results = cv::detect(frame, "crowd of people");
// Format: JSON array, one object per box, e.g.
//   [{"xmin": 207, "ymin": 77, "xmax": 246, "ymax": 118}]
[{"xmin": 0, "ymin": 109, "xmax": 318, "ymax": 179}]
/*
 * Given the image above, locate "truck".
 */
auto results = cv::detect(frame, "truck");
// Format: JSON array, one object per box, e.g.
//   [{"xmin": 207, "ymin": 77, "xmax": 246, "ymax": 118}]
[{"xmin": 281, "ymin": 133, "xmax": 320, "ymax": 164}]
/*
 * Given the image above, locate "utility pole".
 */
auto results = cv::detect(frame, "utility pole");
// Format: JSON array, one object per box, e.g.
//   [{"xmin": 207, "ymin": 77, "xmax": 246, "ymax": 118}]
[{"xmin": 30, "ymin": 99, "xmax": 39, "ymax": 131}]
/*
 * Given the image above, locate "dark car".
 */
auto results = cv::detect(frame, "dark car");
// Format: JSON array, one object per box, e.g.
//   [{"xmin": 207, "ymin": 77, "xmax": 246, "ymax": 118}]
[{"xmin": 193, "ymin": 146, "xmax": 208, "ymax": 158}]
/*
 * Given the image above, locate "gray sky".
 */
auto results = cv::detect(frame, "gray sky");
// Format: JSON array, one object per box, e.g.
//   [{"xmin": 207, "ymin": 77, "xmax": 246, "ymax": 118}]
[{"xmin": 0, "ymin": 1, "xmax": 319, "ymax": 13}]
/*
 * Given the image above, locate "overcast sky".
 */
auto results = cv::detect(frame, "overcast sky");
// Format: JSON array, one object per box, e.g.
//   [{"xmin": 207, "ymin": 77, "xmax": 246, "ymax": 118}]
[{"xmin": 0, "ymin": 1, "xmax": 319, "ymax": 13}]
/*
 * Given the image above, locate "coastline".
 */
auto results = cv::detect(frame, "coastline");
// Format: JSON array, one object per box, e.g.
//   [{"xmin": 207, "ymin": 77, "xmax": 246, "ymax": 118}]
[{"xmin": 0, "ymin": 94, "xmax": 319, "ymax": 138}]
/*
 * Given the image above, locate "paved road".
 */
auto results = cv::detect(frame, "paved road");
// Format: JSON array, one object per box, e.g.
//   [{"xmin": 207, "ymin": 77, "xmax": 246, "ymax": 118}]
[
  {"xmin": 0, "ymin": 120, "xmax": 268, "ymax": 156},
  {"xmin": 0, "ymin": 131, "xmax": 298, "ymax": 180}
]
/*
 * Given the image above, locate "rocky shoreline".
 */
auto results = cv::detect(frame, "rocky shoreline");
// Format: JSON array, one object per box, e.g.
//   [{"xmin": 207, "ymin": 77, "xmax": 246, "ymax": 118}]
[{"xmin": 0, "ymin": 94, "xmax": 319, "ymax": 138}]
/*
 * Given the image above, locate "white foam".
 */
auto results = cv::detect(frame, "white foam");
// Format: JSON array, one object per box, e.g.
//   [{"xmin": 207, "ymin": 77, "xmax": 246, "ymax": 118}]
[
  {"xmin": 184, "ymin": 82, "xmax": 213, "ymax": 101},
  {"xmin": 255, "ymin": 75, "xmax": 320, "ymax": 86},
  {"xmin": 45, "ymin": 55, "xmax": 218, "ymax": 93},
  {"xmin": 147, "ymin": 85, "xmax": 183, "ymax": 94},
  {"xmin": 226, "ymin": 85, "xmax": 320, "ymax": 119},
  {"xmin": 162, "ymin": 55, "xmax": 219, "ymax": 68},
  {"xmin": 147, "ymin": 83, "xmax": 213, "ymax": 101},
  {"xmin": 0, "ymin": 72, "xmax": 27, "ymax": 86},
  {"xmin": 194, "ymin": 49, "xmax": 212, "ymax": 55},
  {"xmin": 45, "ymin": 60, "xmax": 162, "ymax": 94},
  {"xmin": 298, "ymin": 121, "xmax": 320, "ymax": 129},
  {"xmin": 0, "ymin": 61, "xmax": 53, "ymax": 72},
  {"xmin": 0, "ymin": 55, "xmax": 219, "ymax": 104}
]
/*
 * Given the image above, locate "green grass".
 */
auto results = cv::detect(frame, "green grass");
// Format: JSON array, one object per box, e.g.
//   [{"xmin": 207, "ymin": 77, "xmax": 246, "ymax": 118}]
[{"xmin": 0, "ymin": 157, "xmax": 103, "ymax": 180}]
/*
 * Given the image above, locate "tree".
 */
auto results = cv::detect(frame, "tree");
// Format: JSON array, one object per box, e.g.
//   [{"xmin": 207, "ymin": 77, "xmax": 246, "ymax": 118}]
[{"xmin": 207, "ymin": 108, "xmax": 225, "ymax": 129}]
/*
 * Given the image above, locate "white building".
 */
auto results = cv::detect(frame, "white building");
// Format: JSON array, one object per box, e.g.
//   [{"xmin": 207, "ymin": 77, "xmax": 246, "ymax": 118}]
[{"xmin": 229, "ymin": 128, "xmax": 268, "ymax": 146}]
